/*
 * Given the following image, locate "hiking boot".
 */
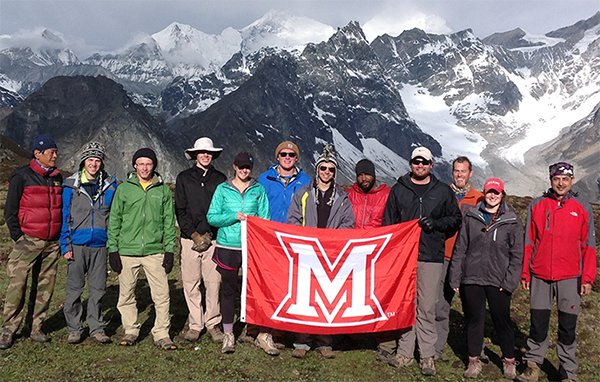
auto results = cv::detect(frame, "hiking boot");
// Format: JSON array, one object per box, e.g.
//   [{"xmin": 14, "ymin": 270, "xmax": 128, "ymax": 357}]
[
  {"xmin": 433, "ymin": 354, "xmax": 448, "ymax": 363},
  {"xmin": 480, "ymin": 348, "xmax": 490, "ymax": 363},
  {"xmin": 292, "ymin": 348, "xmax": 307, "ymax": 359},
  {"xmin": 317, "ymin": 347, "xmax": 335, "ymax": 359},
  {"xmin": 154, "ymin": 337, "xmax": 177, "ymax": 350},
  {"xmin": 184, "ymin": 329, "xmax": 201, "ymax": 342},
  {"xmin": 30, "ymin": 329, "xmax": 50, "ymax": 343},
  {"xmin": 515, "ymin": 361, "xmax": 541, "ymax": 382},
  {"xmin": 119, "ymin": 333, "xmax": 137, "ymax": 346},
  {"xmin": 0, "ymin": 328, "xmax": 14, "ymax": 350},
  {"xmin": 503, "ymin": 358, "xmax": 517, "ymax": 379},
  {"xmin": 255, "ymin": 333, "xmax": 280, "ymax": 356},
  {"xmin": 388, "ymin": 354, "xmax": 414, "ymax": 368},
  {"xmin": 90, "ymin": 332, "xmax": 111, "ymax": 344},
  {"xmin": 420, "ymin": 357, "xmax": 436, "ymax": 376},
  {"xmin": 239, "ymin": 333, "xmax": 255, "ymax": 344},
  {"xmin": 67, "ymin": 332, "xmax": 82, "ymax": 344},
  {"xmin": 376, "ymin": 350, "xmax": 392, "ymax": 362},
  {"xmin": 272, "ymin": 337, "xmax": 285, "ymax": 350},
  {"xmin": 221, "ymin": 332, "xmax": 235, "ymax": 353},
  {"xmin": 206, "ymin": 326, "xmax": 224, "ymax": 344},
  {"xmin": 562, "ymin": 379, "xmax": 575, "ymax": 382},
  {"xmin": 464, "ymin": 356, "xmax": 482, "ymax": 378}
]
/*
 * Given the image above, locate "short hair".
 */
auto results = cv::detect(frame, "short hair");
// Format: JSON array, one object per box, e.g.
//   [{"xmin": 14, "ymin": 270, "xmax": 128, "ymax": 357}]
[{"xmin": 453, "ymin": 156, "xmax": 472, "ymax": 171}]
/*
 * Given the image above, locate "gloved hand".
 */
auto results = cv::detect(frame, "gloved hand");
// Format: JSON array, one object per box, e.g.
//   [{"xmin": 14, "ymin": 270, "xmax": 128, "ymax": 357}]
[
  {"xmin": 162, "ymin": 252, "xmax": 174, "ymax": 274},
  {"xmin": 418, "ymin": 217, "xmax": 435, "ymax": 232},
  {"xmin": 109, "ymin": 252, "xmax": 122, "ymax": 274},
  {"xmin": 191, "ymin": 232, "xmax": 212, "ymax": 253}
]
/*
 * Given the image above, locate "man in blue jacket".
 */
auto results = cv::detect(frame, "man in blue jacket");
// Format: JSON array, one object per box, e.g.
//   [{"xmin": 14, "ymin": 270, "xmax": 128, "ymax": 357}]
[{"xmin": 60, "ymin": 142, "xmax": 117, "ymax": 345}]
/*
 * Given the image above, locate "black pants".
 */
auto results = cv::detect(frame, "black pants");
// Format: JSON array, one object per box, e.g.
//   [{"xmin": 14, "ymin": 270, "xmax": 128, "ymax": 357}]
[
  {"xmin": 217, "ymin": 265, "xmax": 240, "ymax": 325},
  {"xmin": 461, "ymin": 284, "xmax": 515, "ymax": 358}
]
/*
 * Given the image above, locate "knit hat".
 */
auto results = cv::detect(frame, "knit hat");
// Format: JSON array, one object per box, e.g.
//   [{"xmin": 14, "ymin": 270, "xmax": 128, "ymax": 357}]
[
  {"xmin": 31, "ymin": 134, "xmax": 57, "ymax": 153},
  {"xmin": 316, "ymin": 144, "xmax": 338, "ymax": 168},
  {"xmin": 79, "ymin": 141, "xmax": 105, "ymax": 169},
  {"xmin": 234, "ymin": 152, "xmax": 254, "ymax": 170},
  {"xmin": 355, "ymin": 159, "xmax": 375, "ymax": 177},
  {"xmin": 484, "ymin": 178, "xmax": 504, "ymax": 193},
  {"xmin": 411, "ymin": 146, "xmax": 433, "ymax": 162},
  {"xmin": 132, "ymin": 148, "xmax": 158, "ymax": 169},
  {"xmin": 549, "ymin": 162, "xmax": 574, "ymax": 178},
  {"xmin": 275, "ymin": 141, "xmax": 300, "ymax": 160},
  {"xmin": 184, "ymin": 137, "xmax": 223, "ymax": 160}
]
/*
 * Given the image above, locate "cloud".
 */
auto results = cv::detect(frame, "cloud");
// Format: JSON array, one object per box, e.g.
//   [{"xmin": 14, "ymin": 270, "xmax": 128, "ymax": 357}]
[{"xmin": 0, "ymin": 27, "xmax": 102, "ymax": 58}]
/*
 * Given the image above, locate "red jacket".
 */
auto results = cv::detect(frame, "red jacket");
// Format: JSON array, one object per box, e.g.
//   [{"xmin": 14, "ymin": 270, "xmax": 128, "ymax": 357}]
[
  {"xmin": 4, "ymin": 159, "xmax": 63, "ymax": 241},
  {"xmin": 521, "ymin": 190, "xmax": 597, "ymax": 284},
  {"xmin": 346, "ymin": 183, "xmax": 390, "ymax": 229},
  {"xmin": 444, "ymin": 186, "xmax": 483, "ymax": 261}
]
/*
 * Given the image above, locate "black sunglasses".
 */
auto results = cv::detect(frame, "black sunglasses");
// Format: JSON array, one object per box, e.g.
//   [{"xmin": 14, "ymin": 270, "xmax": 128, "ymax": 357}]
[
  {"xmin": 319, "ymin": 165, "xmax": 336, "ymax": 172},
  {"xmin": 279, "ymin": 152, "xmax": 297, "ymax": 158},
  {"xmin": 411, "ymin": 158, "xmax": 431, "ymax": 166}
]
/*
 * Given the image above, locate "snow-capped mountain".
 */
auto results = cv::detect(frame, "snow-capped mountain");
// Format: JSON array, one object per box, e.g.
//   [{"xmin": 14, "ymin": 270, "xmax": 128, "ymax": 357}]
[{"xmin": 0, "ymin": 10, "xmax": 599, "ymax": 201}]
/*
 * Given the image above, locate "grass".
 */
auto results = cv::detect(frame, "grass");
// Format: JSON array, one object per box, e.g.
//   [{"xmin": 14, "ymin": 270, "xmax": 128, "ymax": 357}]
[{"xmin": 0, "ymin": 187, "xmax": 599, "ymax": 381}]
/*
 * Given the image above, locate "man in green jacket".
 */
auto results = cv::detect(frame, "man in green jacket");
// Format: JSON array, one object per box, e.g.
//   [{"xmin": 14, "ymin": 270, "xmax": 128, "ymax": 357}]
[{"xmin": 107, "ymin": 148, "xmax": 177, "ymax": 350}]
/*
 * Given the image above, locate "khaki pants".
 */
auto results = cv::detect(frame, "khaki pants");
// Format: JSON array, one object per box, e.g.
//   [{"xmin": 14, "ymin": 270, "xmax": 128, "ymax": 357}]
[
  {"xmin": 117, "ymin": 254, "xmax": 171, "ymax": 340},
  {"xmin": 180, "ymin": 238, "xmax": 221, "ymax": 331},
  {"xmin": 2, "ymin": 235, "xmax": 60, "ymax": 333}
]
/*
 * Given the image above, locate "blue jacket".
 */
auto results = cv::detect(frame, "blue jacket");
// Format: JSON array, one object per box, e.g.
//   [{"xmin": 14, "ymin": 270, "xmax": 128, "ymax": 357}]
[
  {"xmin": 60, "ymin": 170, "xmax": 118, "ymax": 254},
  {"xmin": 257, "ymin": 165, "xmax": 310, "ymax": 223}
]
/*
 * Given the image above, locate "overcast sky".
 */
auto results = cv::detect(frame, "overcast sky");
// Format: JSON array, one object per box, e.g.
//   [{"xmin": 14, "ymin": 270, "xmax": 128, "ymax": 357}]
[{"xmin": 1, "ymin": 0, "xmax": 598, "ymax": 57}]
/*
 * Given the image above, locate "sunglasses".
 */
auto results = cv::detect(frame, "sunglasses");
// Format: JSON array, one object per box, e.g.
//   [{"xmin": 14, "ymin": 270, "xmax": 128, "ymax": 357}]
[
  {"xmin": 411, "ymin": 158, "xmax": 431, "ymax": 166},
  {"xmin": 279, "ymin": 152, "xmax": 297, "ymax": 158},
  {"xmin": 319, "ymin": 166, "xmax": 336, "ymax": 173}
]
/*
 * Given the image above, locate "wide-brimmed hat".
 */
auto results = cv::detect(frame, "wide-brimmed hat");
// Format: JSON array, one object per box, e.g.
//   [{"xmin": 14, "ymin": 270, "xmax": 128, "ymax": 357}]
[{"xmin": 184, "ymin": 137, "xmax": 223, "ymax": 160}]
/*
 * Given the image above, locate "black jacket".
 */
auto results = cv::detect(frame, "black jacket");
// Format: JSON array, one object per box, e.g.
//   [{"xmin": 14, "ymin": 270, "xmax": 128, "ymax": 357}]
[
  {"xmin": 175, "ymin": 164, "xmax": 226, "ymax": 240},
  {"xmin": 383, "ymin": 173, "xmax": 461, "ymax": 263},
  {"xmin": 449, "ymin": 201, "xmax": 524, "ymax": 293}
]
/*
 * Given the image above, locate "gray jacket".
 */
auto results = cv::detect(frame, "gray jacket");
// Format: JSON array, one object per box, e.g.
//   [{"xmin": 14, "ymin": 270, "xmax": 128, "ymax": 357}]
[
  {"xmin": 287, "ymin": 181, "xmax": 355, "ymax": 229},
  {"xmin": 449, "ymin": 201, "xmax": 524, "ymax": 293}
]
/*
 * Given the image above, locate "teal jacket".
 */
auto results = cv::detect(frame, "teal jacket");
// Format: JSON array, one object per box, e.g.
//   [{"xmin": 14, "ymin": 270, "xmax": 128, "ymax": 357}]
[
  {"xmin": 107, "ymin": 171, "xmax": 176, "ymax": 256},
  {"xmin": 207, "ymin": 178, "xmax": 270, "ymax": 249}
]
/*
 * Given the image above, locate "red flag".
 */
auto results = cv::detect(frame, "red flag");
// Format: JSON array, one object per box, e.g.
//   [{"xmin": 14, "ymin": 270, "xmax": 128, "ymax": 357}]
[{"xmin": 241, "ymin": 216, "xmax": 420, "ymax": 335}]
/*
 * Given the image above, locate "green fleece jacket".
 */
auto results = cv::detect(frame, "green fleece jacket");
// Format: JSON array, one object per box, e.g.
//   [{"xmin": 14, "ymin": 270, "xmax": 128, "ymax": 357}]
[
  {"xmin": 207, "ymin": 179, "xmax": 270, "ymax": 249},
  {"xmin": 107, "ymin": 171, "xmax": 176, "ymax": 255}
]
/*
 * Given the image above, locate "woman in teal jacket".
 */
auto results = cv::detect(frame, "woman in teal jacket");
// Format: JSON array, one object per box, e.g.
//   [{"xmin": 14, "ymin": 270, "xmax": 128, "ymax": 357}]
[{"xmin": 207, "ymin": 152, "xmax": 271, "ymax": 355}]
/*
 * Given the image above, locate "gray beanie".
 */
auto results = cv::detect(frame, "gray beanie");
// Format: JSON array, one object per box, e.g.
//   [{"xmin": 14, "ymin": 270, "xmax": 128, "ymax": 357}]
[{"xmin": 79, "ymin": 141, "xmax": 105, "ymax": 169}]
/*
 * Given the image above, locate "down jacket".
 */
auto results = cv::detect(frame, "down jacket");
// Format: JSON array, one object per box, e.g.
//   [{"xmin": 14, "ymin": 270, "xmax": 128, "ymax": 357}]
[
  {"xmin": 207, "ymin": 178, "xmax": 270, "ymax": 249},
  {"xmin": 346, "ymin": 183, "xmax": 390, "ymax": 229},
  {"xmin": 4, "ymin": 159, "xmax": 63, "ymax": 242},
  {"xmin": 449, "ymin": 201, "xmax": 524, "ymax": 293},
  {"xmin": 60, "ymin": 170, "xmax": 118, "ymax": 254}
]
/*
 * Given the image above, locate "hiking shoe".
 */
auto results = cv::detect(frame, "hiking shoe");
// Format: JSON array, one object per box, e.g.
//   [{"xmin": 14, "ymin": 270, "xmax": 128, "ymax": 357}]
[
  {"xmin": 221, "ymin": 332, "xmax": 235, "ymax": 353},
  {"xmin": 30, "ymin": 329, "xmax": 50, "ymax": 343},
  {"xmin": 0, "ymin": 328, "xmax": 14, "ymax": 350},
  {"xmin": 480, "ymin": 348, "xmax": 489, "ymax": 363},
  {"xmin": 388, "ymin": 354, "xmax": 414, "ymax": 368},
  {"xmin": 503, "ymin": 358, "xmax": 517, "ymax": 379},
  {"xmin": 90, "ymin": 332, "xmax": 111, "ymax": 344},
  {"xmin": 420, "ymin": 357, "xmax": 436, "ymax": 376},
  {"xmin": 67, "ymin": 332, "xmax": 82, "ymax": 344},
  {"xmin": 464, "ymin": 356, "xmax": 482, "ymax": 378},
  {"xmin": 239, "ymin": 333, "xmax": 255, "ymax": 344},
  {"xmin": 184, "ymin": 329, "xmax": 201, "ymax": 342},
  {"xmin": 272, "ymin": 335, "xmax": 285, "ymax": 350},
  {"xmin": 154, "ymin": 337, "xmax": 177, "ymax": 350},
  {"xmin": 292, "ymin": 348, "xmax": 307, "ymax": 359},
  {"xmin": 119, "ymin": 334, "xmax": 137, "ymax": 346},
  {"xmin": 317, "ymin": 347, "xmax": 336, "ymax": 359},
  {"xmin": 255, "ymin": 333, "xmax": 280, "ymax": 356},
  {"xmin": 561, "ymin": 379, "xmax": 575, "ymax": 382},
  {"xmin": 433, "ymin": 354, "xmax": 448, "ymax": 363},
  {"xmin": 515, "ymin": 361, "xmax": 541, "ymax": 382},
  {"xmin": 206, "ymin": 326, "xmax": 224, "ymax": 344},
  {"xmin": 376, "ymin": 350, "xmax": 392, "ymax": 362}
]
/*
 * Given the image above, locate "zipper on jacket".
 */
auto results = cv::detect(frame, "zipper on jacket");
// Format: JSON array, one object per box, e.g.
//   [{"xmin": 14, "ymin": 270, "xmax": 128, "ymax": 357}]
[
  {"xmin": 46, "ymin": 177, "xmax": 53, "ymax": 240},
  {"xmin": 419, "ymin": 197, "xmax": 423, "ymax": 218},
  {"xmin": 546, "ymin": 210, "xmax": 551, "ymax": 230}
]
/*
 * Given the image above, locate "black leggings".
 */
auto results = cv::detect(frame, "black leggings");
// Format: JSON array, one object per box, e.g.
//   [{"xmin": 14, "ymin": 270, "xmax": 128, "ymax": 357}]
[
  {"xmin": 217, "ymin": 265, "xmax": 241, "ymax": 325},
  {"xmin": 461, "ymin": 284, "xmax": 515, "ymax": 358}
]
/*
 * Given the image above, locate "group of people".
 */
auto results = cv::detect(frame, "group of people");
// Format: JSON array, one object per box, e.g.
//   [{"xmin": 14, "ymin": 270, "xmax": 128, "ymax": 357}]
[{"xmin": 1, "ymin": 134, "xmax": 596, "ymax": 382}]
